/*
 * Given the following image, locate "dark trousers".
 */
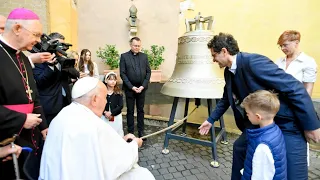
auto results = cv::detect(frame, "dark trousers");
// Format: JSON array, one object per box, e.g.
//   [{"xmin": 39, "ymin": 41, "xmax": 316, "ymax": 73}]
[
  {"xmin": 125, "ymin": 89, "xmax": 146, "ymax": 136},
  {"xmin": 231, "ymin": 131, "xmax": 247, "ymax": 180},
  {"xmin": 231, "ymin": 131, "xmax": 308, "ymax": 180}
]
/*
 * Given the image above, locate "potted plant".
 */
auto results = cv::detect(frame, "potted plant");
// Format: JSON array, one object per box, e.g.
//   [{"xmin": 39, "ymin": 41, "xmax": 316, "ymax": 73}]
[
  {"xmin": 96, "ymin": 44, "xmax": 121, "ymax": 81},
  {"xmin": 142, "ymin": 45, "xmax": 165, "ymax": 82},
  {"xmin": 96, "ymin": 44, "xmax": 120, "ymax": 70}
]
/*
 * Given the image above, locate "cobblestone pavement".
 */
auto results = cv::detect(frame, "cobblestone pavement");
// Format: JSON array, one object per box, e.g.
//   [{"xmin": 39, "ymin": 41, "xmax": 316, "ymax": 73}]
[{"xmin": 129, "ymin": 124, "xmax": 320, "ymax": 180}]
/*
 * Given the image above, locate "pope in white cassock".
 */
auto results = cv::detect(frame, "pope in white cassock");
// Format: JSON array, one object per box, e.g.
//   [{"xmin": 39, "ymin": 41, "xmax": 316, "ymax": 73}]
[{"xmin": 39, "ymin": 77, "xmax": 155, "ymax": 180}]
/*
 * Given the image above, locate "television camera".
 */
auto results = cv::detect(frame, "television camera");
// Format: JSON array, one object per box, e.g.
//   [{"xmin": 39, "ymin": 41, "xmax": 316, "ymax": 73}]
[{"xmin": 30, "ymin": 34, "xmax": 75, "ymax": 69}]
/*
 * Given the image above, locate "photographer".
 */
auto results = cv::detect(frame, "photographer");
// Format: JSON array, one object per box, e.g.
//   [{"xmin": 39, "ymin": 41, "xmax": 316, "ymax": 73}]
[{"xmin": 33, "ymin": 32, "xmax": 79, "ymax": 125}]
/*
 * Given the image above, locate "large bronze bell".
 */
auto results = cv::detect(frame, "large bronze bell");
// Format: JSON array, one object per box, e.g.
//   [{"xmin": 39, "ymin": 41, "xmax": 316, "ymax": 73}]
[
  {"xmin": 160, "ymin": 13, "xmax": 228, "ymax": 168},
  {"xmin": 161, "ymin": 13, "xmax": 225, "ymax": 99}
]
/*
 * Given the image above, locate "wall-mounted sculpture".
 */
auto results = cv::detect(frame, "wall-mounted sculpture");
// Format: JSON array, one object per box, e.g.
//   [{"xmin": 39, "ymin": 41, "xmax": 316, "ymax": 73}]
[
  {"xmin": 179, "ymin": 0, "xmax": 195, "ymax": 18},
  {"xmin": 126, "ymin": 4, "xmax": 138, "ymax": 39}
]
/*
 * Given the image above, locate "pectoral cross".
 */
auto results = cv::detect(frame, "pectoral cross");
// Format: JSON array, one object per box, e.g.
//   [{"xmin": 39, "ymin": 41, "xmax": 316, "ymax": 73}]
[{"xmin": 26, "ymin": 85, "xmax": 33, "ymax": 101}]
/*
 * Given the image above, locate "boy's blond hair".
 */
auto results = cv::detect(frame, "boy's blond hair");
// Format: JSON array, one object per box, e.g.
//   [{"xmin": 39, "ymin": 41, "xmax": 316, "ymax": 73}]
[{"xmin": 241, "ymin": 90, "xmax": 280, "ymax": 120}]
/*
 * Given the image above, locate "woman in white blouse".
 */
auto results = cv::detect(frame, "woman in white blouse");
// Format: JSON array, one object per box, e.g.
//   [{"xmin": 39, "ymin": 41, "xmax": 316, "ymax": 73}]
[
  {"xmin": 276, "ymin": 30, "xmax": 318, "ymax": 166},
  {"xmin": 78, "ymin": 49, "xmax": 100, "ymax": 79},
  {"xmin": 276, "ymin": 30, "xmax": 317, "ymax": 95}
]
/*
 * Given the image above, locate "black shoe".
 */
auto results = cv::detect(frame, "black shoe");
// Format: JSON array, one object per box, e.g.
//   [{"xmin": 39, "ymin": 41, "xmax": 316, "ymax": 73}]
[
  {"xmin": 138, "ymin": 132, "xmax": 147, "ymax": 141},
  {"xmin": 138, "ymin": 131, "xmax": 144, "ymax": 137}
]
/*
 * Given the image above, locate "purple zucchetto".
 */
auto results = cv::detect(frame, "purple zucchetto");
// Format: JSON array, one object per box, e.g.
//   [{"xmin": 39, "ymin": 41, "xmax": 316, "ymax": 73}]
[{"xmin": 7, "ymin": 8, "xmax": 39, "ymax": 20}]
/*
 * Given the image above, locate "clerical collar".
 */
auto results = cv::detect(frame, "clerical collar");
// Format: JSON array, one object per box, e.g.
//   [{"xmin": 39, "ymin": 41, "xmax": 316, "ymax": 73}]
[
  {"xmin": 0, "ymin": 35, "xmax": 20, "ymax": 54},
  {"xmin": 130, "ymin": 50, "xmax": 139, "ymax": 56},
  {"xmin": 229, "ymin": 55, "xmax": 237, "ymax": 74}
]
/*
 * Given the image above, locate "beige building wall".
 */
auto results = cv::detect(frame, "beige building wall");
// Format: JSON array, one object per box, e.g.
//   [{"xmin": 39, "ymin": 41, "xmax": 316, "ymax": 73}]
[
  {"xmin": 47, "ymin": 0, "xmax": 78, "ymax": 51},
  {"xmin": 0, "ymin": 0, "xmax": 49, "ymax": 34},
  {"xmin": 180, "ymin": 0, "xmax": 320, "ymax": 98},
  {"xmin": 77, "ymin": 0, "xmax": 180, "ymax": 79}
]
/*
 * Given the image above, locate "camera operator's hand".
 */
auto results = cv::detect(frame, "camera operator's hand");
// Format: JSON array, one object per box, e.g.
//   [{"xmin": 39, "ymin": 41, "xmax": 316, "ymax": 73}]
[
  {"xmin": 47, "ymin": 54, "xmax": 57, "ymax": 64},
  {"xmin": 29, "ymin": 52, "xmax": 54, "ymax": 64},
  {"xmin": 24, "ymin": 114, "xmax": 42, "ymax": 129}
]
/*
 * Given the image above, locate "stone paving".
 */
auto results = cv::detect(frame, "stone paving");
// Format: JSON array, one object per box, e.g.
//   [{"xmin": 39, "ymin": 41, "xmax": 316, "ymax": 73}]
[{"xmin": 127, "ymin": 124, "xmax": 320, "ymax": 180}]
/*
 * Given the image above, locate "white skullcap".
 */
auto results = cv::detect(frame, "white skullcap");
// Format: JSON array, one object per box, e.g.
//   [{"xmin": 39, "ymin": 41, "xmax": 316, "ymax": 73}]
[{"xmin": 72, "ymin": 77, "xmax": 99, "ymax": 99}]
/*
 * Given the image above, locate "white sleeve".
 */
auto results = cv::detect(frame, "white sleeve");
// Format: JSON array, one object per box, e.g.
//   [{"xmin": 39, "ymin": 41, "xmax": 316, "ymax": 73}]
[
  {"xmin": 251, "ymin": 144, "xmax": 275, "ymax": 180},
  {"xmin": 98, "ymin": 121, "xmax": 139, "ymax": 179},
  {"xmin": 302, "ymin": 57, "xmax": 317, "ymax": 82},
  {"xmin": 274, "ymin": 57, "xmax": 284, "ymax": 69},
  {"xmin": 28, "ymin": 56, "xmax": 35, "ymax": 68},
  {"xmin": 93, "ymin": 62, "xmax": 100, "ymax": 79}
]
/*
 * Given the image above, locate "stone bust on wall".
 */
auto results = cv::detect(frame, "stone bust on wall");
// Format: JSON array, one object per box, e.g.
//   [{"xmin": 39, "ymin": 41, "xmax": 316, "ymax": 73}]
[
  {"xmin": 128, "ymin": 5, "xmax": 137, "ymax": 27},
  {"xmin": 127, "ymin": 4, "xmax": 138, "ymax": 39}
]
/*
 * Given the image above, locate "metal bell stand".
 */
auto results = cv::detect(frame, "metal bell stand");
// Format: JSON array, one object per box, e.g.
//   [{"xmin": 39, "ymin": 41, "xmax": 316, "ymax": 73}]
[{"xmin": 161, "ymin": 98, "xmax": 228, "ymax": 167}]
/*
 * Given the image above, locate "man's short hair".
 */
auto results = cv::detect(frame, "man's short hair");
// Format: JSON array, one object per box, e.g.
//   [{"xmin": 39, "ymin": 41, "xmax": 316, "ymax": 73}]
[
  {"xmin": 241, "ymin": 90, "xmax": 280, "ymax": 119},
  {"xmin": 49, "ymin": 32, "xmax": 65, "ymax": 40},
  {"xmin": 207, "ymin": 32, "xmax": 239, "ymax": 55},
  {"xmin": 129, "ymin": 36, "xmax": 140, "ymax": 43},
  {"xmin": 277, "ymin": 30, "xmax": 300, "ymax": 46}
]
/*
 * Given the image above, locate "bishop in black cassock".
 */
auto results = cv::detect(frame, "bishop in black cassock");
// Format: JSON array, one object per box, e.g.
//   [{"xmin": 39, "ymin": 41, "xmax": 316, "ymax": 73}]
[{"xmin": 0, "ymin": 8, "xmax": 48, "ymax": 180}]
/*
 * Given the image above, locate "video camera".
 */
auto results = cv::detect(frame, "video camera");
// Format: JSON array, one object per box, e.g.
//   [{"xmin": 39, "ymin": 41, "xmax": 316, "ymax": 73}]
[{"xmin": 30, "ymin": 34, "xmax": 75, "ymax": 69}]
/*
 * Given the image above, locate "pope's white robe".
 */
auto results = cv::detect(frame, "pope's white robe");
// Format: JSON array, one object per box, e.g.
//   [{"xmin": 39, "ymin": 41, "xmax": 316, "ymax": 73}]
[{"xmin": 39, "ymin": 102, "xmax": 155, "ymax": 180}]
